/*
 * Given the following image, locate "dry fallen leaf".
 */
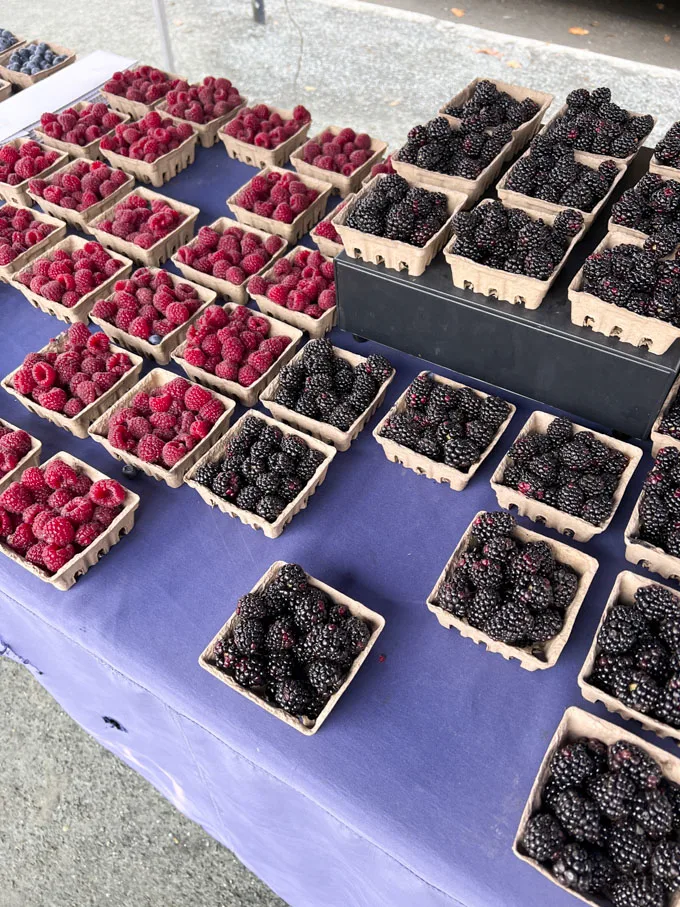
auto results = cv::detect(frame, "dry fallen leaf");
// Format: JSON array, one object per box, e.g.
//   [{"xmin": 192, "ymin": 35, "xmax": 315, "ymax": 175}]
[
  {"xmin": 450, "ymin": 7, "xmax": 465, "ymax": 16},
  {"xmin": 475, "ymin": 47, "xmax": 502, "ymax": 57},
  {"xmin": 388, "ymin": 99, "xmax": 402, "ymax": 107},
  {"xmin": 304, "ymin": 85, "xmax": 317, "ymax": 92},
  {"xmin": 664, "ymin": 34, "xmax": 671, "ymax": 42},
  {"xmin": 506, "ymin": 60, "xmax": 522, "ymax": 69},
  {"xmin": 568, "ymin": 26, "xmax": 590, "ymax": 35}
]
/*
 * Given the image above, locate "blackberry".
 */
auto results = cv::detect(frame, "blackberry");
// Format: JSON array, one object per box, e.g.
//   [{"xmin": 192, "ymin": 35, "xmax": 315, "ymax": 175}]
[
  {"xmin": 485, "ymin": 600, "xmax": 534, "ymax": 644},
  {"xmin": 306, "ymin": 659, "xmax": 345, "ymax": 696},
  {"xmin": 556, "ymin": 483, "xmax": 585, "ymax": 517},
  {"xmin": 255, "ymin": 493, "xmax": 286, "ymax": 523},
  {"xmin": 514, "ymin": 575, "xmax": 554, "ymax": 611},
  {"xmin": 235, "ymin": 593, "xmax": 268, "ymax": 620},
  {"xmin": 211, "ymin": 469, "xmax": 242, "ymax": 500},
  {"xmin": 609, "ymin": 741, "xmax": 662, "ymax": 789},
  {"xmin": 469, "ymin": 557, "xmax": 504, "ymax": 589},
  {"xmin": 264, "ymin": 617, "xmax": 297, "ymax": 652},
  {"xmin": 214, "ymin": 637, "xmax": 239, "ymax": 672},
  {"xmin": 636, "ymin": 644, "xmax": 671, "ymax": 683},
  {"xmin": 344, "ymin": 615, "xmax": 371, "ymax": 653},
  {"xmin": 547, "ymin": 418, "xmax": 574, "ymax": 450},
  {"xmin": 597, "ymin": 606, "xmax": 645, "ymax": 655},
  {"xmin": 437, "ymin": 578, "xmax": 473, "ymax": 618},
  {"xmin": 264, "ymin": 583, "xmax": 290, "ymax": 618},
  {"xmin": 327, "ymin": 402, "xmax": 359, "ymax": 431},
  {"xmin": 651, "ymin": 840, "xmax": 680, "ymax": 892},
  {"xmin": 232, "ymin": 617, "xmax": 264, "ymax": 653},
  {"xmin": 635, "ymin": 584, "xmax": 680, "ymax": 623},
  {"xmin": 552, "ymin": 565, "xmax": 579, "ymax": 609},
  {"xmin": 590, "ymin": 852, "xmax": 616, "ymax": 894},
  {"xmin": 522, "ymin": 812, "xmax": 565, "ymax": 862},
  {"xmin": 193, "ymin": 462, "xmax": 220, "ymax": 487},
  {"xmin": 552, "ymin": 789, "xmax": 602, "ymax": 844},
  {"xmin": 516, "ymin": 540, "xmax": 554, "ymax": 576},
  {"xmin": 436, "ymin": 418, "xmax": 464, "ymax": 444},
  {"xmin": 292, "ymin": 589, "xmax": 330, "ymax": 632},
  {"xmin": 381, "ymin": 413, "xmax": 420, "ymax": 450},
  {"xmin": 608, "ymin": 822, "xmax": 653, "ymax": 875},
  {"xmin": 233, "ymin": 652, "xmax": 267, "ymax": 689},
  {"xmin": 632, "ymin": 788, "xmax": 674, "ymax": 840},
  {"xmin": 296, "ymin": 450, "xmax": 325, "ymax": 483},
  {"xmin": 590, "ymin": 653, "xmax": 635, "ymax": 694},
  {"xmin": 470, "ymin": 510, "xmax": 517, "ymax": 541},
  {"xmin": 301, "ymin": 623, "xmax": 351, "ymax": 665},
  {"xmin": 362, "ymin": 354, "xmax": 393, "ymax": 385},
  {"xmin": 255, "ymin": 471, "xmax": 281, "ymax": 494},
  {"xmin": 552, "ymin": 843, "xmax": 594, "ymax": 893},
  {"xmin": 466, "ymin": 588, "xmax": 500, "ymax": 630},
  {"xmin": 656, "ymin": 676, "xmax": 680, "ymax": 728},
  {"xmin": 582, "ymin": 494, "xmax": 614, "ymax": 526},
  {"xmin": 267, "ymin": 651, "xmax": 297, "ymax": 681},
  {"xmin": 275, "ymin": 387, "xmax": 298, "ymax": 410},
  {"xmin": 271, "ymin": 678, "xmax": 313, "ymax": 716},
  {"xmin": 478, "ymin": 395, "xmax": 510, "ymax": 427},
  {"xmin": 531, "ymin": 609, "xmax": 563, "ymax": 643},
  {"xmin": 659, "ymin": 617, "xmax": 680, "ymax": 652},
  {"xmin": 639, "ymin": 492, "xmax": 670, "ymax": 545},
  {"xmin": 610, "ymin": 875, "xmax": 664, "ymax": 907},
  {"xmin": 482, "ymin": 535, "xmax": 517, "ymax": 564},
  {"xmin": 236, "ymin": 485, "xmax": 262, "ymax": 512},
  {"xmin": 417, "ymin": 431, "xmax": 440, "ymax": 459},
  {"xmin": 550, "ymin": 741, "xmax": 597, "ymax": 790},
  {"xmin": 588, "ymin": 770, "xmax": 636, "ymax": 822},
  {"xmin": 443, "ymin": 437, "xmax": 480, "ymax": 470},
  {"xmin": 616, "ymin": 670, "xmax": 661, "ymax": 714}
]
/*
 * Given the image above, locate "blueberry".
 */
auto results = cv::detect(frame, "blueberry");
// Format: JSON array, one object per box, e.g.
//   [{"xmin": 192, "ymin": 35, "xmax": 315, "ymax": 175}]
[
  {"xmin": 121, "ymin": 464, "xmax": 139, "ymax": 479},
  {"xmin": 148, "ymin": 334, "xmax": 162, "ymax": 346}
]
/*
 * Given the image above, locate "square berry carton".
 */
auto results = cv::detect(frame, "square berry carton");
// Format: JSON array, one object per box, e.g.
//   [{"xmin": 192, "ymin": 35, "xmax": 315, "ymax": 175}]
[
  {"xmin": 218, "ymin": 104, "xmax": 311, "ymax": 170},
  {"xmin": 89, "ymin": 268, "xmax": 217, "ymax": 366},
  {"xmin": 171, "ymin": 303, "xmax": 303, "ymax": 407},
  {"xmin": 185, "ymin": 411, "xmax": 336, "ymax": 539},
  {"xmin": 101, "ymin": 67, "xmax": 188, "ymax": 119},
  {"xmin": 0, "ymin": 137, "xmax": 68, "ymax": 208},
  {"xmin": 540, "ymin": 103, "xmax": 656, "ymax": 166},
  {"xmin": 0, "ymin": 40, "xmax": 75, "ymax": 90},
  {"xmin": 170, "ymin": 216, "xmax": 289, "ymax": 306},
  {"xmin": 373, "ymin": 371, "xmax": 516, "ymax": 491},
  {"xmin": 290, "ymin": 126, "xmax": 388, "ymax": 198},
  {"xmin": 578, "ymin": 571, "xmax": 680, "ymax": 746},
  {"xmin": 199, "ymin": 561, "xmax": 385, "ymax": 735},
  {"xmin": 651, "ymin": 374, "xmax": 680, "ymax": 458},
  {"xmin": 624, "ymin": 484, "xmax": 680, "ymax": 585},
  {"xmin": 34, "ymin": 101, "xmax": 132, "ymax": 162},
  {"xmin": 0, "ymin": 205, "xmax": 67, "ymax": 283},
  {"xmin": 0, "ymin": 418, "xmax": 41, "ymax": 494},
  {"xmin": 490, "ymin": 411, "xmax": 642, "ymax": 543},
  {"xmin": 99, "ymin": 117, "xmax": 198, "ymax": 189},
  {"xmin": 88, "ymin": 368, "xmax": 235, "ymax": 488},
  {"xmin": 426, "ymin": 512, "xmax": 598, "ymax": 671},
  {"xmin": 87, "ymin": 186, "xmax": 200, "ymax": 268},
  {"xmin": 158, "ymin": 95, "xmax": 247, "ymax": 149},
  {"xmin": 0, "ymin": 451, "xmax": 139, "ymax": 591},
  {"xmin": 513, "ymin": 706, "xmax": 680, "ymax": 907}
]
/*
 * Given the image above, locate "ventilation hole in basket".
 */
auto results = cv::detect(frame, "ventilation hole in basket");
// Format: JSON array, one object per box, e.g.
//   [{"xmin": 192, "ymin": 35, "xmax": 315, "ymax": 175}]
[
  {"xmin": 489, "ymin": 288, "xmax": 498, "ymax": 298},
  {"xmin": 514, "ymin": 296, "xmax": 526, "ymax": 306},
  {"xmin": 415, "ymin": 467, "xmax": 425, "ymax": 475},
  {"xmin": 638, "ymin": 559, "xmax": 651, "ymax": 570},
  {"xmin": 672, "ymin": 574, "xmax": 680, "ymax": 582},
  {"xmin": 535, "ymin": 515, "xmax": 546, "ymax": 525},
  {"xmin": 464, "ymin": 280, "xmax": 474, "ymax": 290},
  {"xmin": 639, "ymin": 338, "xmax": 652, "ymax": 350},
  {"xmin": 508, "ymin": 502, "xmax": 518, "ymax": 511},
  {"xmin": 583, "ymin": 316, "xmax": 594, "ymax": 327},
  {"xmin": 563, "ymin": 528, "xmax": 575, "ymax": 539},
  {"xmin": 376, "ymin": 255, "xmax": 384, "ymax": 265},
  {"xmin": 609, "ymin": 326, "xmax": 622, "ymax": 338}
]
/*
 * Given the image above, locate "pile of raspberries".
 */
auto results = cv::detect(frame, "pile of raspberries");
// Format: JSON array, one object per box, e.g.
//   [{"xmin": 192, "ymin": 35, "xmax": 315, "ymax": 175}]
[
  {"xmin": 505, "ymin": 135, "xmax": 619, "ymax": 211},
  {"xmin": 636, "ymin": 447, "xmax": 680, "ymax": 557},
  {"xmin": 0, "ymin": 205, "xmax": 57, "ymax": 267},
  {"xmin": 10, "ymin": 323, "xmax": 134, "ymax": 417},
  {"xmin": 192, "ymin": 414, "xmax": 327, "ymax": 522},
  {"xmin": 611, "ymin": 174, "xmax": 680, "ymax": 248},
  {"xmin": 379, "ymin": 373, "xmax": 511, "ymax": 472},
  {"xmin": 99, "ymin": 111, "xmax": 194, "ymax": 162},
  {"xmin": 588, "ymin": 580, "xmax": 680, "ymax": 729},
  {"xmin": 397, "ymin": 116, "xmax": 512, "ymax": 181},
  {"xmin": 222, "ymin": 103, "xmax": 311, "ymax": 150},
  {"xmin": 299, "ymin": 128, "xmax": 374, "ymax": 175},
  {"xmin": 248, "ymin": 248, "xmax": 336, "ymax": 320},
  {"xmin": 15, "ymin": 242, "xmax": 126, "ymax": 308},
  {"xmin": 103, "ymin": 67, "xmax": 188, "ymax": 107},
  {"xmin": 163, "ymin": 76, "xmax": 242, "ymax": 125},
  {"xmin": 0, "ymin": 141, "xmax": 61, "ymax": 186},
  {"xmin": 273, "ymin": 339, "xmax": 393, "ymax": 432},
  {"xmin": 0, "ymin": 459, "xmax": 128, "ymax": 574},
  {"xmin": 39, "ymin": 103, "xmax": 125, "ymax": 147},
  {"xmin": 580, "ymin": 240, "xmax": 680, "ymax": 326},
  {"xmin": 655, "ymin": 122, "xmax": 680, "ymax": 170},
  {"xmin": 544, "ymin": 86, "xmax": 654, "ymax": 158},
  {"xmin": 181, "ymin": 304, "xmax": 292, "ymax": 386},
  {"xmin": 436, "ymin": 511, "xmax": 578, "ymax": 648},
  {"xmin": 90, "ymin": 268, "xmax": 204, "ymax": 343},
  {"xmin": 443, "ymin": 80, "xmax": 540, "ymax": 131},
  {"xmin": 175, "ymin": 223, "xmax": 283, "ymax": 286},
  {"xmin": 94, "ymin": 192, "xmax": 187, "ymax": 250},
  {"xmin": 521, "ymin": 735, "xmax": 680, "ymax": 904},
  {"xmin": 28, "ymin": 160, "xmax": 129, "ymax": 213},
  {"xmin": 234, "ymin": 170, "xmax": 320, "ymax": 225},
  {"xmin": 104, "ymin": 376, "xmax": 225, "ymax": 469},
  {"xmin": 212, "ymin": 562, "xmax": 373, "ymax": 720},
  {"xmin": 451, "ymin": 201, "xmax": 584, "ymax": 279},
  {"xmin": 312, "ymin": 200, "xmax": 349, "ymax": 247},
  {"xmin": 346, "ymin": 174, "xmax": 449, "ymax": 247},
  {"xmin": 0, "ymin": 424, "xmax": 33, "ymax": 477},
  {"xmin": 501, "ymin": 415, "xmax": 629, "ymax": 526}
]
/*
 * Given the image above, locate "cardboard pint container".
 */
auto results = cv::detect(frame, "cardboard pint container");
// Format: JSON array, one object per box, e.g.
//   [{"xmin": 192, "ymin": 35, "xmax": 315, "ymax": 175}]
[
  {"xmin": 0, "ymin": 40, "xmax": 75, "ymax": 89},
  {"xmin": 100, "ymin": 68, "xmax": 187, "ymax": 118},
  {"xmin": 624, "ymin": 489, "xmax": 680, "ymax": 584},
  {"xmin": 540, "ymin": 104, "xmax": 656, "ymax": 165},
  {"xmin": 34, "ymin": 101, "xmax": 132, "ymax": 161},
  {"xmin": 0, "ymin": 206, "xmax": 66, "ymax": 283},
  {"xmin": 157, "ymin": 96, "xmax": 247, "ymax": 148},
  {"xmin": 99, "ymin": 124, "xmax": 198, "ymax": 188},
  {"xmin": 290, "ymin": 126, "xmax": 387, "ymax": 197},
  {"xmin": 0, "ymin": 418, "xmax": 41, "ymax": 493},
  {"xmin": 218, "ymin": 105, "xmax": 311, "ymax": 169},
  {"xmin": 0, "ymin": 137, "xmax": 68, "ymax": 207}
]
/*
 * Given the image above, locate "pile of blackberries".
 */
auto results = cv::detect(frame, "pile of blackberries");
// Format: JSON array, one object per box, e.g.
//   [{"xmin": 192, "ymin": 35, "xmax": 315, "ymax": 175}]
[
  {"xmin": 611, "ymin": 174, "xmax": 680, "ymax": 247},
  {"xmin": 346, "ymin": 174, "xmax": 449, "ymax": 247},
  {"xmin": 397, "ymin": 116, "xmax": 512, "ymax": 181},
  {"xmin": 636, "ymin": 447, "xmax": 680, "ymax": 557},
  {"xmin": 655, "ymin": 122, "xmax": 680, "ymax": 170},
  {"xmin": 443, "ymin": 79, "xmax": 540, "ymax": 132},
  {"xmin": 659, "ymin": 395, "xmax": 680, "ymax": 441}
]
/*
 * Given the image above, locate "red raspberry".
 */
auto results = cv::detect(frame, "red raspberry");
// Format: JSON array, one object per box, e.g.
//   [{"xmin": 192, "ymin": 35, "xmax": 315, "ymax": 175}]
[
  {"xmin": 241, "ymin": 252, "xmax": 267, "ymax": 275},
  {"xmin": 12, "ymin": 368, "xmax": 35, "ymax": 396},
  {"xmin": 222, "ymin": 336, "xmax": 245, "ymax": 362},
  {"xmin": 247, "ymin": 350, "xmax": 274, "ymax": 374},
  {"xmin": 129, "ymin": 316, "xmax": 151, "ymax": 339},
  {"xmin": 22, "ymin": 503, "xmax": 48, "ymax": 526},
  {"xmin": 42, "ymin": 515, "xmax": 76, "ymax": 546},
  {"xmin": 74, "ymin": 522, "xmax": 104, "ymax": 547},
  {"xmin": 318, "ymin": 287, "xmax": 336, "ymax": 310},
  {"xmin": 63, "ymin": 398, "xmax": 84, "ymax": 418},
  {"xmin": 108, "ymin": 424, "xmax": 135, "ymax": 452},
  {"xmin": 184, "ymin": 348, "xmax": 207, "ymax": 368},
  {"xmin": 36, "ymin": 388, "xmax": 68, "ymax": 412},
  {"xmin": 149, "ymin": 393, "xmax": 173, "ymax": 413},
  {"xmin": 48, "ymin": 489, "xmax": 73, "ymax": 510},
  {"xmin": 127, "ymin": 416, "xmax": 152, "ymax": 440},
  {"xmin": 0, "ymin": 483, "xmax": 33, "ymax": 514},
  {"xmin": 165, "ymin": 377, "xmax": 190, "ymax": 400},
  {"xmin": 237, "ymin": 365, "xmax": 261, "ymax": 387},
  {"xmin": 42, "ymin": 543, "xmax": 76, "ymax": 573},
  {"xmin": 9, "ymin": 523, "xmax": 36, "ymax": 554},
  {"xmin": 287, "ymin": 290, "xmax": 309, "ymax": 312},
  {"xmin": 137, "ymin": 434, "xmax": 164, "ymax": 463},
  {"xmin": 215, "ymin": 360, "xmax": 239, "ymax": 381},
  {"xmin": 247, "ymin": 315, "xmax": 269, "ymax": 336},
  {"xmin": 184, "ymin": 384, "xmax": 212, "ymax": 412},
  {"xmin": 71, "ymin": 474, "xmax": 93, "ymax": 497},
  {"xmin": 89, "ymin": 479, "xmax": 126, "ymax": 508},
  {"xmin": 92, "ymin": 505, "xmax": 118, "ymax": 528},
  {"xmin": 197, "ymin": 398, "xmax": 225, "ymax": 424},
  {"xmin": 0, "ymin": 429, "xmax": 31, "ymax": 458},
  {"xmin": 0, "ymin": 451, "xmax": 19, "ymax": 474},
  {"xmin": 93, "ymin": 372, "xmax": 118, "ymax": 393},
  {"xmin": 161, "ymin": 440, "xmax": 188, "ymax": 468},
  {"xmin": 201, "ymin": 334, "xmax": 221, "ymax": 357},
  {"xmin": 75, "ymin": 380, "xmax": 98, "ymax": 405},
  {"xmin": 149, "ymin": 412, "xmax": 177, "ymax": 433},
  {"xmin": 273, "ymin": 204, "xmax": 293, "ymax": 224},
  {"xmin": 248, "ymin": 275, "xmax": 267, "ymax": 296},
  {"xmin": 32, "ymin": 361, "xmax": 56, "ymax": 389},
  {"xmin": 166, "ymin": 302, "xmax": 190, "ymax": 325},
  {"xmin": 264, "ymin": 235, "xmax": 283, "ymax": 255},
  {"xmin": 189, "ymin": 419, "xmax": 211, "ymax": 439},
  {"xmin": 179, "ymin": 412, "xmax": 196, "ymax": 434},
  {"xmin": 20, "ymin": 466, "xmax": 49, "ymax": 498},
  {"xmin": 202, "ymin": 306, "xmax": 229, "ymax": 329},
  {"xmin": 44, "ymin": 459, "xmax": 79, "ymax": 490},
  {"xmin": 61, "ymin": 496, "xmax": 94, "ymax": 525},
  {"xmin": 261, "ymin": 336, "xmax": 289, "ymax": 357}
]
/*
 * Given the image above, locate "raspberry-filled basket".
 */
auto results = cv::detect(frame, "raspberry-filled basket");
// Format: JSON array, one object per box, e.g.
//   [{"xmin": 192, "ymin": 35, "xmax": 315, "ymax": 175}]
[
  {"xmin": 497, "ymin": 147, "xmax": 627, "ymax": 230},
  {"xmin": 651, "ymin": 374, "xmax": 680, "ymax": 458},
  {"xmin": 310, "ymin": 196, "xmax": 352, "ymax": 258},
  {"xmin": 540, "ymin": 101, "xmax": 656, "ymax": 166},
  {"xmin": 9, "ymin": 235, "xmax": 134, "ymax": 324},
  {"xmin": 0, "ymin": 452, "xmax": 139, "ymax": 591},
  {"xmin": 0, "ymin": 419, "xmax": 41, "ymax": 494},
  {"xmin": 373, "ymin": 371, "xmax": 516, "ymax": 491},
  {"xmin": 568, "ymin": 230, "xmax": 680, "ymax": 356},
  {"xmin": 0, "ymin": 78, "xmax": 11, "ymax": 102},
  {"xmin": 218, "ymin": 103, "xmax": 311, "ymax": 170},
  {"xmin": 578, "ymin": 571, "xmax": 680, "ymax": 745},
  {"xmin": 227, "ymin": 165, "xmax": 332, "ymax": 245},
  {"xmin": 170, "ymin": 216, "xmax": 289, "ymax": 306},
  {"xmin": 0, "ymin": 204, "xmax": 66, "ymax": 283},
  {"xmin": 157, "ymin": 79, "xmax": 247, "ymax": 149},
  {"xmin": 199, "ymin": 560, "xmax": 385, "ymax": 734},
  {"xmin": 35, "ymin": 101, "xmax": 132, "ymax": 161},
  {"xmin": 332, "ymin": 173, "xmax": 467, "ymax": 278},
  {"xmin": 0, "ymin": 40, "xmax": 75, "ymax": 89},
  {"xmin": 290, "ymin": 126, "xmax": 388, "ymax": 198},
  {"xmin": 247, "ymin": 246, "xmax": 337, "ymax": 340},
  {"xmin": 171, "ymin": 303, "xmax": 303, "ymax": 407},
  {"xmin": 2, "ymin": 325, "xmax": 144, "ymax": 439},
  {"xmin": 260, "ymin": 341, "xmax": 395, "ymax": 452},
  {"xmin": 88, "ymin": 369, "xmax": 235, "ymax": 488},
  {"xmin": 26, "ymin": 159, "xmax": 135, "ymax": 233},
  {"xmin": 490, "ymin": 410, "xmax": 642, "ymax": 543},
  {"xmin": 513, "ymin": 706, "xmax": 680, "ymax": 906},
  {"xmin": 0, "ymin": 137, "xmax": 68, "ymax": 207},
  {"xmin": 443, "ymin": 200, "xmax": 586, "ymax": 310},
  {"xmin": 101, "ymin": 67, "xmax": 188, "ymax": 119},
  {"xmin": 185, "ymin": 410, "xmax": 336, "ymax": 539},
  {"xmin": 440, "ymin": 78, "xmax": 553, "ymax": 141},
  {"xmin": 88, "ymin": 267, "xmax": 217, "ymax": 366},
  {"xmin": 426, "ymin": 511, "xmax": 598, "ymax": 671},
  {"xmin": 87, "ymin": 186, "xmax": 200, "ymax": 268}
]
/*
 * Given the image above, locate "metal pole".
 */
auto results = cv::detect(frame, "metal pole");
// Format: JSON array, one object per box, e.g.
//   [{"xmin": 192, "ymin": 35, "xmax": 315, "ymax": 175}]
[
  {"xmin": 252, "ymin": 0, "xmax": 266, "ymax": 25},
  {"xmin": 151, "ymin": 0, "xmax": 176, "ymax": 72}
]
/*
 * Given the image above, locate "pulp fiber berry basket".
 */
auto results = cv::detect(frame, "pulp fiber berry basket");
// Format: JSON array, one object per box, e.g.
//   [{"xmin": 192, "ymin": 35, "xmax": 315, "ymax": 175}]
[
  {"xmin": 290, "ymin": 126, "xmax": 387, "ymax": 197},
  {"xmin": 34, "ymin": 101, "xmax": 132, "ymax": 161},
  {"xmin": 623, "ymin": 486, "xmax": 680, "ymax": 584},
  {"xmin": 310, "ymin": 196, "xmax": 352, "ymax": 258},
  {"xmin": 0, "ymin": 137, "xmax": 68, "ymax": 208},
  {"xmin": 568, "ymin": 230, "xmax": 680, "ymax": 355},
  {"xmin": 443, "ymin": 200, "xmax": 586, "ymax": 310},
  {"xmin": 0, "ymin": 40, "xmax": 75, "ymax": 89},
  {"xmin": 372, "ymin": 371, "xmax": 516, "ymax": 491},
  {"xmin": 0, "ymin": 451, "xmax": 139, "ymax": 592},
  {"xmin": 332, "ymin": 173, "xmax": 467, "ymax": 278},
  {"xmin": 490, "ymin": 410, "xmax": 642, "ymax": 542},
  {"xmin": 88, "ymin": 368, "xmax": 235, "ymax": 488},
  {"xmin": 578, "ymin": 570, "xmax": 680, "ymax": 745},
  {"xmin": 2, "ymin": 332, "xmax": 143, "ymax": 439},
  {"xmin": 100, "ymin": 69, "xmax": 187, "ymax": 119},
  {"xmin": 260, "ymin": 343, "xmax": 395, "ymax": 451},
  {"xmin": 170, "ymin": 215, "xmax": 289, "ymax": 306},
  {"xmin": 650, "ymin": 156, "xmax": 680, "ymax": 182},
  {"xmin": 227, "ymin": 165, "xmax": 332, "ymax": 245},
  {"xmin": 0, "ymin": 418, "xmax": 41, "ymax": 493},
  {"xmin": 539, "ymin": 104, "xmax": 656, "ymax": 165},
  {"xmin": 9, "ymin": 234, "xmax": 134, "ymax": 324},
  {"xmin": 157, "ymin": 96, "xmax": 247, "ymax": 148},
  {"xmin": 426, "ymin": 513, "xmax": 598, "ymax": 670},
  {"xmin": 0, "ymin": 206, "xmax": 67, "ymax": 283},
  {"xmin": 86, "ymin": 186, "xmax": 200, "ymax": 268},
  {"xmin": 650, "ymin": 373, "xmax": 680, "ymax": 457},
  {"xmin": 171, "ymin": 302, "xmax": 303, "ymax": 407},
  {"xmin": 218, "ymin": 105, "xmax": 311, "ymax": 169},
  {"xmin": 99, "ymin": 124, "xmax": 198, "ymax": 188},
  {"xmin": 184, "ymin": 411, "xmax": 336, "ymax": 539},
  {"xmin": 198, "ymin": 561, "xmax": 385, "ymax": 734},
  {"xmin": 88, "ymin": 269, "xmax": 217, "ymax": 366}
]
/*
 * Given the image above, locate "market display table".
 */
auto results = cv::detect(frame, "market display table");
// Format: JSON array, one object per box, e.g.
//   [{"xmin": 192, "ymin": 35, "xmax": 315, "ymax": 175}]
[{"xmin": 0, "ymin": 140, "xmax": 668, "ymax": 907}]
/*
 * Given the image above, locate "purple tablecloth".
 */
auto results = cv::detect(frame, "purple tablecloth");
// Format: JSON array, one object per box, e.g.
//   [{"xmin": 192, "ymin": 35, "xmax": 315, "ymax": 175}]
[{"xmin": 0, "ymin": 142, "xmax": 669, "ymax": 907}]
